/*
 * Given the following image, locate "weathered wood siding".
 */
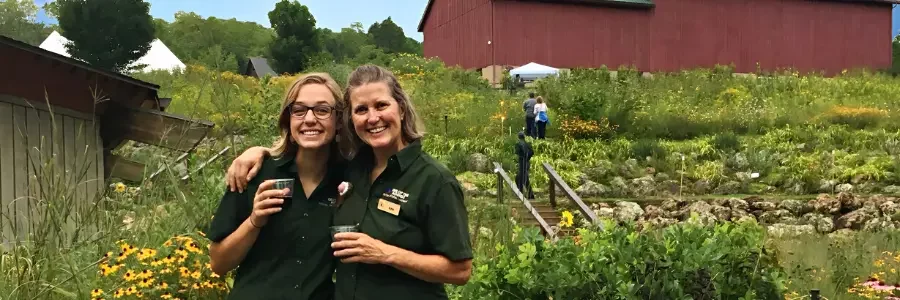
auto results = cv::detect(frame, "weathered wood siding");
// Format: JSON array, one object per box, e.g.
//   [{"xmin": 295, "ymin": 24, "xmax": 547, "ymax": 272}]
[{"xmin": 0, "ymin": 95, "xmax": 104, "ymax": 243}]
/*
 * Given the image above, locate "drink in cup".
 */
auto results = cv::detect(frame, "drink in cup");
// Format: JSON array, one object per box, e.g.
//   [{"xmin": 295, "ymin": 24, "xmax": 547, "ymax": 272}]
[
  {"xmin": 330, "ymin": 224, "xmax": 359, "ymax": 241},
  {"xmin": 271, "ymin": 178, "xmax": 294, "ymax": 210}
]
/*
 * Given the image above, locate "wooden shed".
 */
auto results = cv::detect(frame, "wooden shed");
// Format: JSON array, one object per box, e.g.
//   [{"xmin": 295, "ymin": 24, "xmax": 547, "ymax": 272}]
[
  {"xmin": 0, "ymin": 35, "xmax": 214, "ymax": 242},
  {"xmin": 418, "ymin": 0, "xmax": 899, "ymax": 82}
]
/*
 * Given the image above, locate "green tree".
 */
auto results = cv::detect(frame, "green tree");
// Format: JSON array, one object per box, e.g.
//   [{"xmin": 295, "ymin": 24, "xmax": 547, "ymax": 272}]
[
  {"xmin": 154, "ymin": 12, "xmax": 273, "ymax": 73},
  {"xmin": 268, "ymin": 0, "xmax": 320, "ymax": 74},
  {"xmin": 893, "ymin": 34, "xmax": 899, "ymax": 74},
  {"xmin": 0, "ymin": 0, "xmax": 52, "ymax": 46},
  {"xmin": 55, "ymin": 0, "xmax": 155, "ymax": 72},
  {"xmin": 367, "ymin": 17, "xmax": 410, "ymax": 54},
  {"xmin": 405, "ymin": 37, "xmax": 423, "ymax": 56},
  {"xmin": 322, "ymin": 22, "xmax": 372, "ymax": 63}
]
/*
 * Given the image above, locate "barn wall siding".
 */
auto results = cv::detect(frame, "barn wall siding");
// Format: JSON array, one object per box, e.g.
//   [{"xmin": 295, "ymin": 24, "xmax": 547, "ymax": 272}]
[
  {"xmin": 0, "ymin": 95, "xmax": 104, "ymax": 244},
  {"xmin": 422, "ymin": 0, "xmax": 493, "ymax": 69},
  {"xmin": 425, "ymin": 0, "xmax": 893, "ymax": 75},
  {"xmin": 646, "ymin": 0, "xmax": 892, "ymax": 75}
]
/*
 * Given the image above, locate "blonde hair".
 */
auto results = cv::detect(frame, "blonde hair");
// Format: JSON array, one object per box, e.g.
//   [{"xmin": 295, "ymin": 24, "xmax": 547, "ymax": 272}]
[
  {"xmin": 341, "ymin": 65, "xmax": 424, "ymax": 157},
  {"xmin": 536, "ymin": 96, "xmax": 544, "ymax": 104},
  {"xmin": 270, "ymin": 72, "xmax": 345, "ymax": 158}
]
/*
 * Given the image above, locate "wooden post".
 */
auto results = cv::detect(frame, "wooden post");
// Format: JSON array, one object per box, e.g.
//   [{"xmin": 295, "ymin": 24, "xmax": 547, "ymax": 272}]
[
  {"xmin": 496, "ymin": 170, "xmax": 503, "ymax": 204},
  {"xmin": 549, "ymin": 181, "xmax": 556, "ymax": 209},
  {"xmin": 809, "ymin": 289, "xmax": 820, "ymax": 300}
]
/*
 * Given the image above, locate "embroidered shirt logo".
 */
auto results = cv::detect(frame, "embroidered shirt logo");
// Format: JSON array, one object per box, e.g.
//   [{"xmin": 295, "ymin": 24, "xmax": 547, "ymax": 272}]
[{"xmin": 382, "ymin": 188, "xmax": 410, "ymax": 203}]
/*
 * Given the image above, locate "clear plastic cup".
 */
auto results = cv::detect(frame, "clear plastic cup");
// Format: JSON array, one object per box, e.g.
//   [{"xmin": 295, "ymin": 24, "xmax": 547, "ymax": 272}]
[
  {"xmin": 330, "ymin": 225, "xmax": 359, "ymax": 241},
  {"xmin": 271, "ymin": 178, "xmax": 294, "ymax": 209}
]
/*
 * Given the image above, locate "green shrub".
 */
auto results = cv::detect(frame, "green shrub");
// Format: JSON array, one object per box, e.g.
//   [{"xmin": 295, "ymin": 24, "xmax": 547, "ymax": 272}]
[
  {"xmin": 712, "ymin": 132, "xmax": 741, "ymax": 153},
  {"xmin": 451, "ymin": 218, "xmax": 786, "ymax": 299}
]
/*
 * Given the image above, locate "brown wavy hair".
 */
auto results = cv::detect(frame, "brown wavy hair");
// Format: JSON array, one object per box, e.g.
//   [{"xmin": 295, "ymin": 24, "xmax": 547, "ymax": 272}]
[
  {"xmin": 270, "ymin": 72, "xmax": 346, "ymax": 160},
  {"xmin": 341, "ymin": 64, "xmax": 425, "ymax": 158}
]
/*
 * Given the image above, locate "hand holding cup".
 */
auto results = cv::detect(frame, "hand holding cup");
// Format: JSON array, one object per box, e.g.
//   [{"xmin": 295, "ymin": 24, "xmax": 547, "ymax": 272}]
[{"xmin": 249, "ymin": 179, "xmax": 291, "ymax": 228}]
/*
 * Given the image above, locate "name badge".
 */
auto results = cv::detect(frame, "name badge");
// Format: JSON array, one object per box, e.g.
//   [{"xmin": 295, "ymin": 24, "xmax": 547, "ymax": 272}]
[{"xmin": 377, "ymin": 198, "xmax": 401, "ymax": 216}]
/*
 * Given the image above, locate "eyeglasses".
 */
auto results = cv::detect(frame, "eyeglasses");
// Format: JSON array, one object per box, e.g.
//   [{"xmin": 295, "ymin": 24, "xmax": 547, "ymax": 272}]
[{"xmin": 287, "ymin": 104, "xmax": 335, "ymax": 120}]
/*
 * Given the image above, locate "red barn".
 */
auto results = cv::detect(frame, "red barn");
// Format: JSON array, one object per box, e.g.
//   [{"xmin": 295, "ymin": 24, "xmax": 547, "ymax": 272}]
[{"xmin": 417, "ymin": 0, "xmax": 898, "ymax": 82}]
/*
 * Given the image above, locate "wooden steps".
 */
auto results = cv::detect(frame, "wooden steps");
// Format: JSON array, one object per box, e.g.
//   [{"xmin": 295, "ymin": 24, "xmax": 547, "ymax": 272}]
[{"xmin": 512, "ymin": 201, "xmax": 577, "ymax": 237}]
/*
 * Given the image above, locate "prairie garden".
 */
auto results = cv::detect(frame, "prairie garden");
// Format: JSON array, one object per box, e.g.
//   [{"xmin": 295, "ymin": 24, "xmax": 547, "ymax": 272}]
[{"xmin": 4, "ymin": 54, "xmax": 900, "ymax": 299}]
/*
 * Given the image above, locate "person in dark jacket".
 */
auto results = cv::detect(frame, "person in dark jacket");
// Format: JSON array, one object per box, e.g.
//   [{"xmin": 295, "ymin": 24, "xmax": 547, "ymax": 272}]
[
  {"xmin": 515, "ymin": 131, "xmax": 535, "ymax": 199},
  {"xmin": 522, "ymin": 92, "xmax": 537, "ymax": 138}
]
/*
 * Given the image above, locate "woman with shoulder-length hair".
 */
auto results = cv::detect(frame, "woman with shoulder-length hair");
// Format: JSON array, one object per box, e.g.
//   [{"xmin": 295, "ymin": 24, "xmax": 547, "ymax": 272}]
[
  {"xmin": 224, "ymin": 65, "xmax": 474, "ymax": 300},
  {"xmin": 207, "ymin": 72, "xmax": 348, "ymax": 300},
  {"xmin": 534, "ymin": 96, "xmax": 549, "ymax": 139}
]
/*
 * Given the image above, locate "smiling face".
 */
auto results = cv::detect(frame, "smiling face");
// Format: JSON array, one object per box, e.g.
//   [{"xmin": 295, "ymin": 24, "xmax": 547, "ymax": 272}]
[
  {"xmin": 288, "ymin": 83, "xmax": 338, "ymax": 150},
  {"xmin": 349, "ymin": 82, "xmax": 405, "ymax": 152}
]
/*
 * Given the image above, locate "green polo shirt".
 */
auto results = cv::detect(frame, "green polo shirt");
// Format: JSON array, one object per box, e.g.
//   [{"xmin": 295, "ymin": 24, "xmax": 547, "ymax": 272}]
[
  {"xmin": 333, "ymin": 139, "xmax": 473, "ymax": 300},
  {"xmin": 206, "ymin": 153, "xmax": 344, "ymax": 300}
]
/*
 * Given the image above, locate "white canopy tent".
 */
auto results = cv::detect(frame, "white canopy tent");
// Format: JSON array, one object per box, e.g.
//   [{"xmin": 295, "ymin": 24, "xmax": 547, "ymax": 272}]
[
  {"xmin": 38, "ymin": 31, "xmax": 186, "ymax": 73},
  {"xmin": 509, "ymin": 62, "xmax": 560, "ymax": 81}
]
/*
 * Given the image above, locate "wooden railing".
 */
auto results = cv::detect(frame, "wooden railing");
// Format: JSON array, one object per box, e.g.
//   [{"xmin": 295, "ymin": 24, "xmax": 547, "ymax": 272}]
[
  {"xmin": 493, "ymin": 162, "xmax": 556, "ymax": 239},
  {"xmin": 542, "ymin": 163, "xmax": 600, "ymax": 227}
]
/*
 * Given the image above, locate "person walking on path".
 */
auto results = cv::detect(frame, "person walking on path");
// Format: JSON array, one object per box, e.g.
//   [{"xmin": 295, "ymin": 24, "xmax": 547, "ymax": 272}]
[
  {"xmin": 515, "ymin": 131, "xmax": 535, "ymax": 199},
  {"xmin": 533, "ymin": 96, "xmax": 549, "ymax": 139},
  {"xmin": 522, "ymin": 92, "xmax": 537, "ymax": 138}
]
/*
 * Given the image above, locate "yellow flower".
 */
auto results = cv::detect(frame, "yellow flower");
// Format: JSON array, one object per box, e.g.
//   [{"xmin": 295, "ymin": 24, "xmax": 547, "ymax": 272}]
[
  {"xmin": 875, "ymin": 259, "xmax": 885, "ymax": 267},
  {"xmin": 191, "ymin": 270, "xmax": 202, "ymax": 279},
  {"xmin": 560, "ymin": 211, "xmax": 575, "ymax": 228},
  {"xmin": 138, "ymin": 277, "xmax": 155, "ymax": 288},
  {"xmin": 123, "ymin": 270, "xmax": 136, "ymax": 281},
  {"xmin": 113, "ymin": 289, "xmax": 124, "ymax": 298},
  {"xmin": 137, "ymin": 248, "xmax": 157, "ymax": 261},
  {"xmin": 91, "ymin": 289, "xmax": 103, "ymax": 297},
  {"xmin": 158, "ymin": 282, "xmax": 169, "ymax": 290},
  {"xmin": 114, "ymin": 182, "xmax": 126, "ymax": 193},
  {"xmin": 161, "ymin": 292, "xmax": 172, "ymax": 299}
]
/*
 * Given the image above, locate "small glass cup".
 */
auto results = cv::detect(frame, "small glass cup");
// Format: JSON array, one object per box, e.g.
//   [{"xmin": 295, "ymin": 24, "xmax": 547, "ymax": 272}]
[
  {"xmin": 271, "ymin": 178, "xmax": 294, "ymax": 209},
  {"xmin": 330, "ymin": 225, "xmax": 359, "ymax": 241}
]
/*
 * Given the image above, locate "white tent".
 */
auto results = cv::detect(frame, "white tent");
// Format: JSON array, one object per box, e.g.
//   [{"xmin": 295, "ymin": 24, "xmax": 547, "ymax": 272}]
[
  {"xmin": 509, "ymin": 62, "xmax": 560, "ymax": 81},
  {"xmin": 38, "ymin": 31, "xmax": 186, "ymax": 73}
]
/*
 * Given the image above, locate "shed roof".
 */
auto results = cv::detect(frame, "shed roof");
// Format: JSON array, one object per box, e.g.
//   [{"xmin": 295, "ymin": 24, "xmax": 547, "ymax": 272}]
[
  {"xmin": 244, "ymin": 57, "xmax": 277, "ymax": 78},
  {"xmin": 1, "ymin": 34, "xmax": 160, "ymax": 93},
  {"xmin": 417, "ymin": 0, "xmax": 900, "ymax": 32},
  {"xmin": 1, "ymin": 34, "xmax": 215, "ymax": 182}
]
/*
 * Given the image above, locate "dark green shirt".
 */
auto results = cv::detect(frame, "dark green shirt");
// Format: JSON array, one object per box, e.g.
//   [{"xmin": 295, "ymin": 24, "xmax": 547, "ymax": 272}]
[
  {"xmin": 206, "ymin": 153, "xmax": 344, "ymax": 300},
  {"xmin": 333, "ymin": 139, "xmax": 473, "ymax": 300}
]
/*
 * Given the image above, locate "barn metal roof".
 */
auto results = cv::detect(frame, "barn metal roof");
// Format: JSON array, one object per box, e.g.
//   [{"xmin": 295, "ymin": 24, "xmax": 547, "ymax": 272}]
[
  {"xmin": 417, "ymin": 0, "xmax": 900, "ymax": 32},
  {"xmin": 244, "ymin": 57, "xmax": 277, "ymax": 78}
]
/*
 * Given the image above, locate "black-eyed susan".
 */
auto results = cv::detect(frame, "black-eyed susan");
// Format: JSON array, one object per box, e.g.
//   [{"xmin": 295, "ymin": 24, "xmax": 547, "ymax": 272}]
[
  {"xmin": 185, "ymin": 242, "xmax": 201, "ymax": 254},
  {"xmin": 190, "ymin": 270, "xmax": 202, "ymax": 280},
  {"xmin": 138, "ymin": 269, "xmax": 153, "ymax": 279},
  {"xmin": 123, "ymin": 270, "xmax": 136, "ymax": 281},
  {"xmin": 160, "ymin": 292, "xmax": 172, "ymax": 299},
  {"xmin": 91, "ymin": 289, "xmax": 103, "ymax": 297},
  {"xmin": 158, "ymin": 282, "xmax": 169, "ymax": 290},
  {"xmin": 113, "ymin": 289, "xmax": 124, "ymax": 298},
  {"xmin": 137, "ymin": 277, "xmax": 155, "ymax": 288}
]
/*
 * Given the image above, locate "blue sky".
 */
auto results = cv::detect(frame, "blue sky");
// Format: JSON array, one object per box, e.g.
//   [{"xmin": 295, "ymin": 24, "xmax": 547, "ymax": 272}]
[
  {"xmin": 33, "ymin": 1, "xmax": 900, "ymax": 42},
  {"xmin": 33, "ymin": 0, "xmax": 429, "ymax": 41}
]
